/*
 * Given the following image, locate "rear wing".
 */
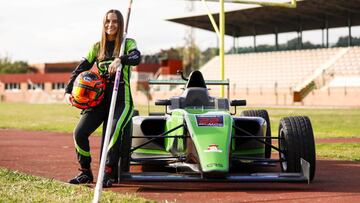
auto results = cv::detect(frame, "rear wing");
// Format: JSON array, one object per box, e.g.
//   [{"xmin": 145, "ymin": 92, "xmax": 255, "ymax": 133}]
[
  {"xmin": 148, "ymin": 79, "xmax": 229, "ymax": 86},
  {"xmin": 148, "ymin": 79, "xmax": 230, "ymax": 99}
]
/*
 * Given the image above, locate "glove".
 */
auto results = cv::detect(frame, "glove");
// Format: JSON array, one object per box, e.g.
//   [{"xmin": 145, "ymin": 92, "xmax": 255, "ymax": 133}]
[
  {"xmin": 108, "ymin": 58, "xmax": 121, "ymax": 77},
  {"xmin": 64, "ymin": 93, "xmax": 72, "ymax": 105}
]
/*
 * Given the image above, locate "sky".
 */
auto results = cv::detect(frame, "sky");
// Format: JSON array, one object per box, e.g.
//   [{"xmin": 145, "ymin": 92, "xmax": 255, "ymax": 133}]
[{"xmin": 0, "ymin": 0, "xmax": 359, "ymax": 63}]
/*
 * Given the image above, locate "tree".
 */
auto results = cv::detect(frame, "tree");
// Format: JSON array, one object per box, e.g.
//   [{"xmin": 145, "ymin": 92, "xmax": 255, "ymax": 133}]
[
  {"xmin": 182, "ymin": 44, "xmax": 201, "ymax": 74},
  {"xmin": 0, "ymin": 56, "xmax": 28, "ymax": 73},
  {"xmin": 335, "ymin": 36, "xmax": 360, "ymax": 47},
  {"xmin": 286, "ymin": 37, "xmax": 301, "ymax": 50},
  {"xmin": 157, "ymin": 48, "xmax": 182, "ymax": 61},
  {"xmin": 200, "ymin": 47, "xmax": 218, "ymax": 66}
]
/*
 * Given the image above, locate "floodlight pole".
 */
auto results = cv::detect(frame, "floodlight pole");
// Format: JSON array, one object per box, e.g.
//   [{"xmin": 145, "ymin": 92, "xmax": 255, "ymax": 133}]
[
  {"xmin": 92, "ymin": 0, "xmax": 133, "ymax": 202},
  {"xmin": 199, "ymin": 0, "xmax": 297, "ymax": 97},
  {"xmin": 220, "ymin": 0, "xmax": 225, "ymax": 97}
]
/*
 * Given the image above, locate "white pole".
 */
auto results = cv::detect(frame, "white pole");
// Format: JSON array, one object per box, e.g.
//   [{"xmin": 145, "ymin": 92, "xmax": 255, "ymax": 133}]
[{"xmin": 92, "ymin": 0, "xmax": 133, "ymax": 202}]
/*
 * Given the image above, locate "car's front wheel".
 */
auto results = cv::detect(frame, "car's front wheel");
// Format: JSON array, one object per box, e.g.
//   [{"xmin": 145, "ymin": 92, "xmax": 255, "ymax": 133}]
[{"xmin": 278, "ymin": 116, "xmax": 316, "ymax": 181}]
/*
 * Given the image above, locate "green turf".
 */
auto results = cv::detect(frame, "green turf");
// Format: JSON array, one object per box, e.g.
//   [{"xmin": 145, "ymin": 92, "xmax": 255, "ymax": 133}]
[
  {"xmin": 0, "ymin": 168, "xmax": 154, "ymax": 203},
  {"xmin": 261, "ymin": 108, "xmax": 360, "ymax": 139},
  {"xmin": 0, "ymin": 103, "xmax": 81, "ymax": 133},
  {"xmin": 316, "ymin": 143, "xmax": 360, "ymax": 161},
  {"xmin": 0, "ymin": 103, "xmax": 359, "ymax": 139}
]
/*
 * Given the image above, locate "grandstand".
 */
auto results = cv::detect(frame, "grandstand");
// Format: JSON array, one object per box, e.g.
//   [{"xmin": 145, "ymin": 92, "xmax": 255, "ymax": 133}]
[
  {"xmin": 327, "ymin": 47, "xmax": 360, "ymax": 85},
  {"xmin": 194, "ymin": 46, "xmax": 360, "ymax": 106},
  {"xmin": 149, "ymin": 47, "xmax": 360, "ymax": 107},
  {"xmin": 201, "ymin": 47, "xmax": 344, "ymax": 88},
  {"xmin": 156, "ymin": 0, "xmax": 360, "ymax": 107}
]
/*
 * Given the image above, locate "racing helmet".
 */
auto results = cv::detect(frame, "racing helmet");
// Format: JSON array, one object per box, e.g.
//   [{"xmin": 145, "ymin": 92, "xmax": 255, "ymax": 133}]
[{"xmin": 70, "ymin": 71, "xmax": 105, "ymax": 109}]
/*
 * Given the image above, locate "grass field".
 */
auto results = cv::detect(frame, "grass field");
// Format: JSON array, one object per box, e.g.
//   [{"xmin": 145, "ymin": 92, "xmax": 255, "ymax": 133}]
[
  {"xmin": 316, "ymin": 143, "xmax": 360, "ymax": 161},
  {"xmin": 0, "ymin": 168, "xmax": 153, "ymax": 203},
  {"xmin": 265, "ymin": 108, "xmax": 360, "ymax": 139},
  {"xmin": 0, "ymin": 103, "xmax": 81, "ymax": 133},
  {"xmin": 1, "ymin": 103, "xmax": 359, "ymax": 139}
]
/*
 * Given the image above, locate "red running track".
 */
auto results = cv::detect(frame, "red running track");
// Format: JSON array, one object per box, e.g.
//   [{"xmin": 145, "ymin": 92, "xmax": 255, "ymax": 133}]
[{"xmin": 0, "ymin": 129, "xmax": 359, "ymax": 202}]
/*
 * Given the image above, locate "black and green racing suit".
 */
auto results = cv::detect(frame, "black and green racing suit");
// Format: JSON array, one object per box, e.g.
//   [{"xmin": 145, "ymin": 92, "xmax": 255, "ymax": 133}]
[{"xmin": 65, "ymin": 38, "xmax": 141, "ymax": 171}]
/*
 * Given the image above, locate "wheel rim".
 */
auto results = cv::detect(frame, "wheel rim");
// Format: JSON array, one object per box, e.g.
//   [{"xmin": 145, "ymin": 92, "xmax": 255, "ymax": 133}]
[{"xmin": 279, "ymin": 128, "xmax": 287, "ymax": 171}]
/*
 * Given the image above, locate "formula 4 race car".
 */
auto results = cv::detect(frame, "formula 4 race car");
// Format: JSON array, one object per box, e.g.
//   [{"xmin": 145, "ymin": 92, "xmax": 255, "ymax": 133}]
[{"xmin": 116, "ymin": 70, "xmax": 316, "ymax": 183}]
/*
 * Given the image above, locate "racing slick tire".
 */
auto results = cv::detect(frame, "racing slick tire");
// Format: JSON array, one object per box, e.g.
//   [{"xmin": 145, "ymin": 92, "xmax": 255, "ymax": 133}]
[
  {"xmin": 278, "ymin": 116, "xmax": 316, "ymax": 181},
  {"xmin": 241, "ymin": 110, "xmax": 272, "ymax": 158}
]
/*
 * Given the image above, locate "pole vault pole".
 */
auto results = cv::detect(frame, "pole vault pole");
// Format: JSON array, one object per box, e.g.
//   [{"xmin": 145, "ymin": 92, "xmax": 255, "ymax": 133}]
[{"xmin": 93, "ymin": 0, "xmax": 133, "ymax": 202}]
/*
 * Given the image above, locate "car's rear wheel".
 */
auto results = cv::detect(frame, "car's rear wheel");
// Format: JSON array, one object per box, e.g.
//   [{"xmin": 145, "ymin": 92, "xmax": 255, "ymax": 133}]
[
  {"xmin": 278, "ymin": 116, "xmax": 316, "ymax": 181},
  {"xmin": 241, "ymin": 110, "xmax": 272, "ymax": 158}
]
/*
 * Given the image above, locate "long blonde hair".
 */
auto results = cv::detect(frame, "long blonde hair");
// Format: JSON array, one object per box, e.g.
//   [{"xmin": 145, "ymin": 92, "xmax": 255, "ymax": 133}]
[{"xmin": 98, "ymin": 9, "xmax": 124, "ymax": 61}]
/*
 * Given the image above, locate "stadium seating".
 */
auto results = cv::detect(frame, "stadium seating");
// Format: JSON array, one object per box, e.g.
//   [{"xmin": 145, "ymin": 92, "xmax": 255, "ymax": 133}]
[
  {"xmin": 146, "ymin": 46, "xmax": 360, "ymax": 107},
  {"xmin": 327, "ymin": 47, "xmax": 360, "ymax": 77},
  {"xmin": 200, "ymin": 47, "xmax": 345, "ymax": 88}
]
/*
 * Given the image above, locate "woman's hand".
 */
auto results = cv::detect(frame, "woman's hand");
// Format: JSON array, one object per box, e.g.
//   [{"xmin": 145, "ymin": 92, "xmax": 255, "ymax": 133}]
[
  {"xmin": 64, "ymin": 93, "xmax": 72, "ymax": 105},
  {"xmin": 108, "ymin": 57, "xmax": 121, "ymax": 76}
]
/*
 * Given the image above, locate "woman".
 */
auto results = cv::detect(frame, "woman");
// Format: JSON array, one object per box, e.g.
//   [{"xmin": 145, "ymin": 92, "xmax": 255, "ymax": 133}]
[{"xmin": 64, "ymin": 9, "xmax": 141, "ymax": 187}]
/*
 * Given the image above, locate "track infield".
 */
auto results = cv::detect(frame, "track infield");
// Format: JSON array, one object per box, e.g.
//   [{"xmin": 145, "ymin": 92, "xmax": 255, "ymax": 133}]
[{"xmin": 0, "ymin": 129, "xmax": 359, "ymax": 202}]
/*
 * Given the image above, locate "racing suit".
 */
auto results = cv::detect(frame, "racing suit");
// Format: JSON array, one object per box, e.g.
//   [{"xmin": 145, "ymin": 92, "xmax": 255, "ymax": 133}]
[{"xmin": 65, "ymin": 39, "xmax": 141, "ymax": 170}]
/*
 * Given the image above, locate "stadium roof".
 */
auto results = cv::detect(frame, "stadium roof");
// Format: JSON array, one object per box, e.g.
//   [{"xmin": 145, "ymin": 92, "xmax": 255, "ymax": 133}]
[{"xmin": 167, "ymin": 0, "xmax": 360, "ymax": 37}]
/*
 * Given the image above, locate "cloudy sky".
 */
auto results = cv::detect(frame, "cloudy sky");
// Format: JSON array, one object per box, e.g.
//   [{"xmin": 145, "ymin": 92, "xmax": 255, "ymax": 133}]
[
  {"xmin": 0, "ymin": 0, "xmax": 359, "ymax": 63},
  {"xmin": 0, "ymin": 0, "xmax": 239, "ymax": 63}
]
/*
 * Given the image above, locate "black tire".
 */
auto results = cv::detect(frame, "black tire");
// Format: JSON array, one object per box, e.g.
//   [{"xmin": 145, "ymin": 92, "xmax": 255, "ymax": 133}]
[
  {"xmin": 117, "ymin": 120, "xmax": 133, "ymax": 182},
  {"xmin": 241, "ymin": 110, "xmax": 272, "ymax": 158},
  {"xmin": 278, "ymin": 116, "xmax": 316, "ymax": 181}
]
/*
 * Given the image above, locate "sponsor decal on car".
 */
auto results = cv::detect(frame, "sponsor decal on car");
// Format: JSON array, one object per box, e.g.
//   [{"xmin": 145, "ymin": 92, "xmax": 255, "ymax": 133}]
[
  {"xmin": 207, "ymin": 163, "xmax": 224, "ymax": 168},
  {"xmin": 196, "ymin": 115, "xmax": 224, "ymax": 127},
  {"xmin": 204, "ymin": 144, "xmax": 223, "ymax": 153}
]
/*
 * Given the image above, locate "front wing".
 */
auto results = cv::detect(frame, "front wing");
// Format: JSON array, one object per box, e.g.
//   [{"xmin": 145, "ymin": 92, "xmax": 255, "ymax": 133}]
[{"xmin": 119, "ymin": 159, "xmax": 310, "ymax": 183}]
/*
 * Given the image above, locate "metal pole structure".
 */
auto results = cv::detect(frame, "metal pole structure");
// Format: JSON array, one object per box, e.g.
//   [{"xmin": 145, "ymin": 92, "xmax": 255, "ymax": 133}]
[
  {"xmin": 197, "ymin": 0, "xmax": 297, "ymax": 8},
  {"xmin": 299, "ymin": 24, "xmax": 303, "ymax": 49},
  {"xmin": 220, "ymin": 0, "xmax": 225, "ymax": 97},
  {"xmin": 325, "ymin": 19, "xmax": 329, "ymax": 48},
  {"xmin": 322, "ymin": 28, "xmax": 324, "ymax": 47},
  {"xmin": 232, "ymin": 34, "xmax": 236, "ymax": 54},
  {"xmin": 348, "ymin": 13, "xmax": 352, "ymax": 46},
  {"xmin": 275, "ymin": 27, "xmax": 279, "ymax": 51},
  {"xmin": 92, "ymin": 0, "xmax": 133, "ymax": 202},
  {"xmin": 198, "ymin": 0, "xmax": 297, "ymax": 97},
  {"xmin": 253, "ymin": 30, "xmax": 257, "ymax": 52}
]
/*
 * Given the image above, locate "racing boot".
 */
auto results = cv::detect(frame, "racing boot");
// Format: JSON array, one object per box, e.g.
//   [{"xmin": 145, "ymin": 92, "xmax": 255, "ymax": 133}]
[
  {"xmin": 68, "ymin": 168, "xmax": 93, "ymax": 184},
  {"xmin": 103, "ymin": 165, "xmax": 115, "ymax": 188}
]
